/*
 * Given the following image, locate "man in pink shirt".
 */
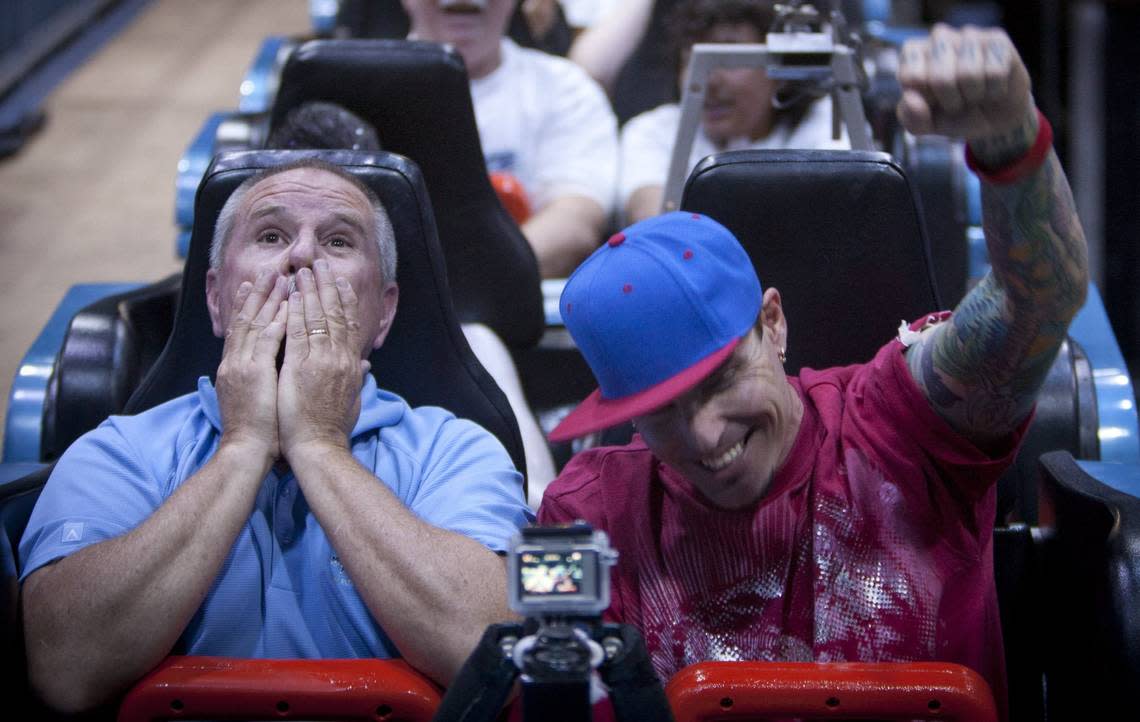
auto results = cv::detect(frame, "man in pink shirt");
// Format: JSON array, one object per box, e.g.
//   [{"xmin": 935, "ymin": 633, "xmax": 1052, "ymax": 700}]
[{"xmin": 538, "ymin": 26, "xmax": 1088, "ymax": 718}]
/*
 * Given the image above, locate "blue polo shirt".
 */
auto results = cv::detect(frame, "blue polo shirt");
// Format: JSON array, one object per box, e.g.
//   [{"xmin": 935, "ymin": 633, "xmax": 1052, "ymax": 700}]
[{"xmin": 19, "ymin": 375, "xmax": 533, "ymax": 658}]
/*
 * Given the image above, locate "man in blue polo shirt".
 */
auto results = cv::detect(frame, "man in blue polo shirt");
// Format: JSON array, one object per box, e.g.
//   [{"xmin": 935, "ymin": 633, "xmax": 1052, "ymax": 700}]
[{"xmin": 18, "ymin": 159, "xmax": 533, "ymax": 714}]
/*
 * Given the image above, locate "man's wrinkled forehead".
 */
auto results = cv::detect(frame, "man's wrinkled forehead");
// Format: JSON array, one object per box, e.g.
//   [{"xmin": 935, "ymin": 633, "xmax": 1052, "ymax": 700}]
[{"xmin": 239, "ymin": 168, "xmax": 372, "ymax": 223}]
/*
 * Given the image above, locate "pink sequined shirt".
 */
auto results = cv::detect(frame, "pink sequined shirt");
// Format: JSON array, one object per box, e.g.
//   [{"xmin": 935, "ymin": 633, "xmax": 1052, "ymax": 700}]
[{"xmin": 538, "ymin": 325, "xmax": 1026, "ymax": 713}]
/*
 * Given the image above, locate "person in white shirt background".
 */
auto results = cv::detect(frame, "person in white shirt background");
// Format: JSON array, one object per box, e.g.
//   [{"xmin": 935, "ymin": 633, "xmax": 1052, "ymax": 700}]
[
  {"xmin": 403, "ymin": 0, "xmax": 619, "ymax": 279},
  {"xmin": 620, "ymin": 0, "xmax": 850, "ymax": 224}
]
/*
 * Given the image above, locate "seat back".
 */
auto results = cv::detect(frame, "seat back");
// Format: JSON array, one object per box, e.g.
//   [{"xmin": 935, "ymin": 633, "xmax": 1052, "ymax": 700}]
[
  {"xmin": 681, "ymin": 149, "xmax": 941, "ymax": 372},
  {"xmin": 40, "ymin": 276, "xmax": 180, "ymax": 462},
  {"xmin": 1037, "ymin": 450, "xmax": 1140, "ymax": 720},
  {"xmin": 902, "ymin": 135, "xmax": 970, "ymax": 307},
  {"xmin": 995, "ymin": 338, "xmax": 1098, "ymax": 524},
  {"xmin": 270, "ymin": 39, "xmax": 543, "ymax": 348},
  {"xmin": 124, "ymin": 149, "xmax": 527, "ymax": 478}
]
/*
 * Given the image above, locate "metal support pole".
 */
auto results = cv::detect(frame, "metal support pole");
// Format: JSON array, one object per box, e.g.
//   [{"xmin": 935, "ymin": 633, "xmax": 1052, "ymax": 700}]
[{"xmin": 1069, "ymin": 1, "xmax": 1107, "ymax": 291}]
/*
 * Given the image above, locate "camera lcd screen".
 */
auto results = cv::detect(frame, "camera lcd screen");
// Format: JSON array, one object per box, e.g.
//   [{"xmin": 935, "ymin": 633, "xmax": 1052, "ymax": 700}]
[{"xmin": 518, "ymin": 548, "xmax": 597, "ymax": 600}]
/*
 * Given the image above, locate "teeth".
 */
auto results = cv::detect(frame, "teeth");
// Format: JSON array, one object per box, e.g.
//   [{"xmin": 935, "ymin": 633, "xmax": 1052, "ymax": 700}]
[{"xmin": 700, "ymin": 439, "xmax": 744, "ymax": 472}]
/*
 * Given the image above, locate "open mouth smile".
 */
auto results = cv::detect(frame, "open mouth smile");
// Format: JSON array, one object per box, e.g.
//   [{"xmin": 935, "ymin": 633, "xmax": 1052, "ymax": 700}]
[{"xmin": 698, "ymin": 429, "xmax": 753, "ymax": 472}]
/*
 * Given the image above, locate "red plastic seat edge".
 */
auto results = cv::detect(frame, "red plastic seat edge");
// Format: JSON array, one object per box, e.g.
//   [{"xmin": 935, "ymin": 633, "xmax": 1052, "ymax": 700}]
[
  {"xmin": 116, "ymin": 656, "xmax": 443, "ymax": 722},
  {"xmin": 665, "ymin": 661, "xmax": 998, "ymax": 722}
]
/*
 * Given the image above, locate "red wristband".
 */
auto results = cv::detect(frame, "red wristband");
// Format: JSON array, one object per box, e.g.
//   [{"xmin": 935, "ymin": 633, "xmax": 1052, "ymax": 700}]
[{"xmin": 965, "ymin": 109, "xmax": 1053, "ymax": 185}]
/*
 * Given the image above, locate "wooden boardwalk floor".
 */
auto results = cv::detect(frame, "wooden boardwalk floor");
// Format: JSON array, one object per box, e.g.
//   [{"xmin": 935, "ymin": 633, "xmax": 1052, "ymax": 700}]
[{"xmin": 0, "ymin": 0, "xmax": 309, "ymax": 453}]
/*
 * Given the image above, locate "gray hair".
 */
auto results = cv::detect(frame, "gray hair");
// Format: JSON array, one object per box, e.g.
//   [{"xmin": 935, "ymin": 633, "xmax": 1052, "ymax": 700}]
[{"xmin": 209, "ymin": 159, "xmax": 397, "ymax": 284}]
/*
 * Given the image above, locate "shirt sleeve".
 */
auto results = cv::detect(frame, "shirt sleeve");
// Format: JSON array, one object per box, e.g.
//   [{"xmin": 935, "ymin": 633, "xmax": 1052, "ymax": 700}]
[
  {"xmin": 537, "ymin": 457, "xmax": 626, "ymax": 623},
  {"xmin": 529, "ymin": 61, "xmax": 619, "ymax": 214},
  {"xmin": 19, "ymin": 422, "xmax": 164, "ymax": 581},
  {"xmin": 853, "ymin": 326, "xmax": 1029, "ymax": 501},
  {"xmin": 535, "ymin": 489, "xmax": 581, "ymax": 525},
  {"xmin": 411, "ymin": 417, "xmax": 534, "ymax": 553},
  {"xmin": 617, "ymin": 105, "xmax": 677, "ymax": 211}
]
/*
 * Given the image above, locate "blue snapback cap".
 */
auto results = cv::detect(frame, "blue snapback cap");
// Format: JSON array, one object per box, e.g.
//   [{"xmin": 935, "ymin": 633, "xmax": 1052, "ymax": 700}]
[{"xmin": 549, "ymin": 211, "xmax": 762, "ymax": 441}]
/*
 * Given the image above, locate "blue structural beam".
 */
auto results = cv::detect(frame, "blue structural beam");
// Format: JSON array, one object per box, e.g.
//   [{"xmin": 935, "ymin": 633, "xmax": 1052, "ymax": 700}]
[
  {"xmin": 237, "ymin": 35, "xmax": 290, "ymax": 114},
  {"xmin": 1075, "ymin": 459, "xmax": 1140, "ymax": 499},
  {"xmin": 175, "ymin": 111, "xmax": 228, "ymax": 257},
  {"xmin": 1069, "ymin": 284, "xmax": 1140, "ymax": 464},
  {"xmin": 310, "ymin": 0, "xmax": 340, "ymax": 35},
  {"xmin": 176, "ymin": 36, "xmax": 294, "ymax": 256},
  {"xmin": 542, "ymin": 279, "xmax": 566, "ymax": 326},
  {"xmin": 861, "ymin": 23, "xmax": 927, "ymax": 47},
  {"xmin": 0, "ymin": 462, "xmax": 47, "ymax": 487},
  {"xmin": 3, "ymin": 283, "xmax": 142, "ymax": 463}
]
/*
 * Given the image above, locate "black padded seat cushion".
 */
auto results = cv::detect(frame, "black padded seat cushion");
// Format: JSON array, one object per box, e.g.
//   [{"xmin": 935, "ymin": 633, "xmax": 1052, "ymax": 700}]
[
  {"xmin": 124, "ymin": 149, "xmax": 527, "ymax": 478},
  {"xmin": 41, "ymin": 275, "xmax": 180, "ymax": 462},
  {"xmin": 681, "ymin": 149, "xmax": 942, "ymax": 373},
  {"xmin": 1037, "ymin": 450, "xmax": 1140, "ymax": 718},
  {"xmin": 269, "ymin": 39, "xmax": 543, "ymax": 349}
]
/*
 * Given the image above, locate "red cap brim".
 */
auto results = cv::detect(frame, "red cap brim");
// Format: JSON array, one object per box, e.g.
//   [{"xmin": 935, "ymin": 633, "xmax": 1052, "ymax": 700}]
[{"xmin": 548, "ymin": 337, "xmax": 741, "ymax": 442}]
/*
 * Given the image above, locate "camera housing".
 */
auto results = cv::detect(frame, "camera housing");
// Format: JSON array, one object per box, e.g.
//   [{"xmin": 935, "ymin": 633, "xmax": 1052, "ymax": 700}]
[{"xmin": 507, "ymin": 522, "xmax": 618, "ymax": 618}]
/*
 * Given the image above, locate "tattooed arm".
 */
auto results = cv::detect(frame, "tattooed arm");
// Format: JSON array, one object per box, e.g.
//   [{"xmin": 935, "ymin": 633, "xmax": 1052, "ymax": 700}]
[{"xmin": 896, "ymin": 25, "xmax": 1089, "ymax": 445}]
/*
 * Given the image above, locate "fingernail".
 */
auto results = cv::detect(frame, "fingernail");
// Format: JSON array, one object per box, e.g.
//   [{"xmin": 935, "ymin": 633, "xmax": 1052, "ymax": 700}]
[
  {"xmin": 300, "ymin": 267, "xmax": 313, "ymax": 279},
  {"xmin": 314, "ymin": 259, "xmax": 329, "ymax": 272},
  {"xmin": 336, "ymin": 277, "xmax": 348, "ymax": 289}
]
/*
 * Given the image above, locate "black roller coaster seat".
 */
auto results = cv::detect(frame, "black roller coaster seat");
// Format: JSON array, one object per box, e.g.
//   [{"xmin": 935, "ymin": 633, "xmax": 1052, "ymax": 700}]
[
  {"xmin": 126, "ymin": 149, "xmax": 527, "ymax": 477},
  {"xmin": 1037, "ymin": 450, "xmax": 1140, "ymax": 721},
  {"xmin": 1, "ymin": 148, "xmax": 529, "ymax": 720}
]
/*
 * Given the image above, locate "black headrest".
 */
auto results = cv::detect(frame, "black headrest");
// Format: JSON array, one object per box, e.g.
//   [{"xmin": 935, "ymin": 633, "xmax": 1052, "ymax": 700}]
[
  {"xmin": 270, "ymin": 39, "xmax": 543, "ymax": 348},
  {"xmin": 681, "ymin": 149, "xmax": 941, "ymax": 373},
  {"xmin": 124, "ymin": 150, "xmax": 526, "ymax": 478}
]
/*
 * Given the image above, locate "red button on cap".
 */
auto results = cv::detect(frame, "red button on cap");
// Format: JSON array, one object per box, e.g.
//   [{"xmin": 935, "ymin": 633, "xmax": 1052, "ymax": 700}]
[{"xmin": 608, "ymin": 232, "xmax": 626, "ymax": 247}]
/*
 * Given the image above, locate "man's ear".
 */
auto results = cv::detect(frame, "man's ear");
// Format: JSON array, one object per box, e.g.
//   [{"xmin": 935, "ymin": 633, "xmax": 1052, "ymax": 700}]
[
  {"xmin": 758, "ymin": 286, "xmax": 787, "ymax": 353},
  {"xmin": 205, "ymin": 268, "xmax": 224, "ymax": 338},
  {"xmin": 371, "ymin": 282, "xmax": 400, "ymax": 350}
]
